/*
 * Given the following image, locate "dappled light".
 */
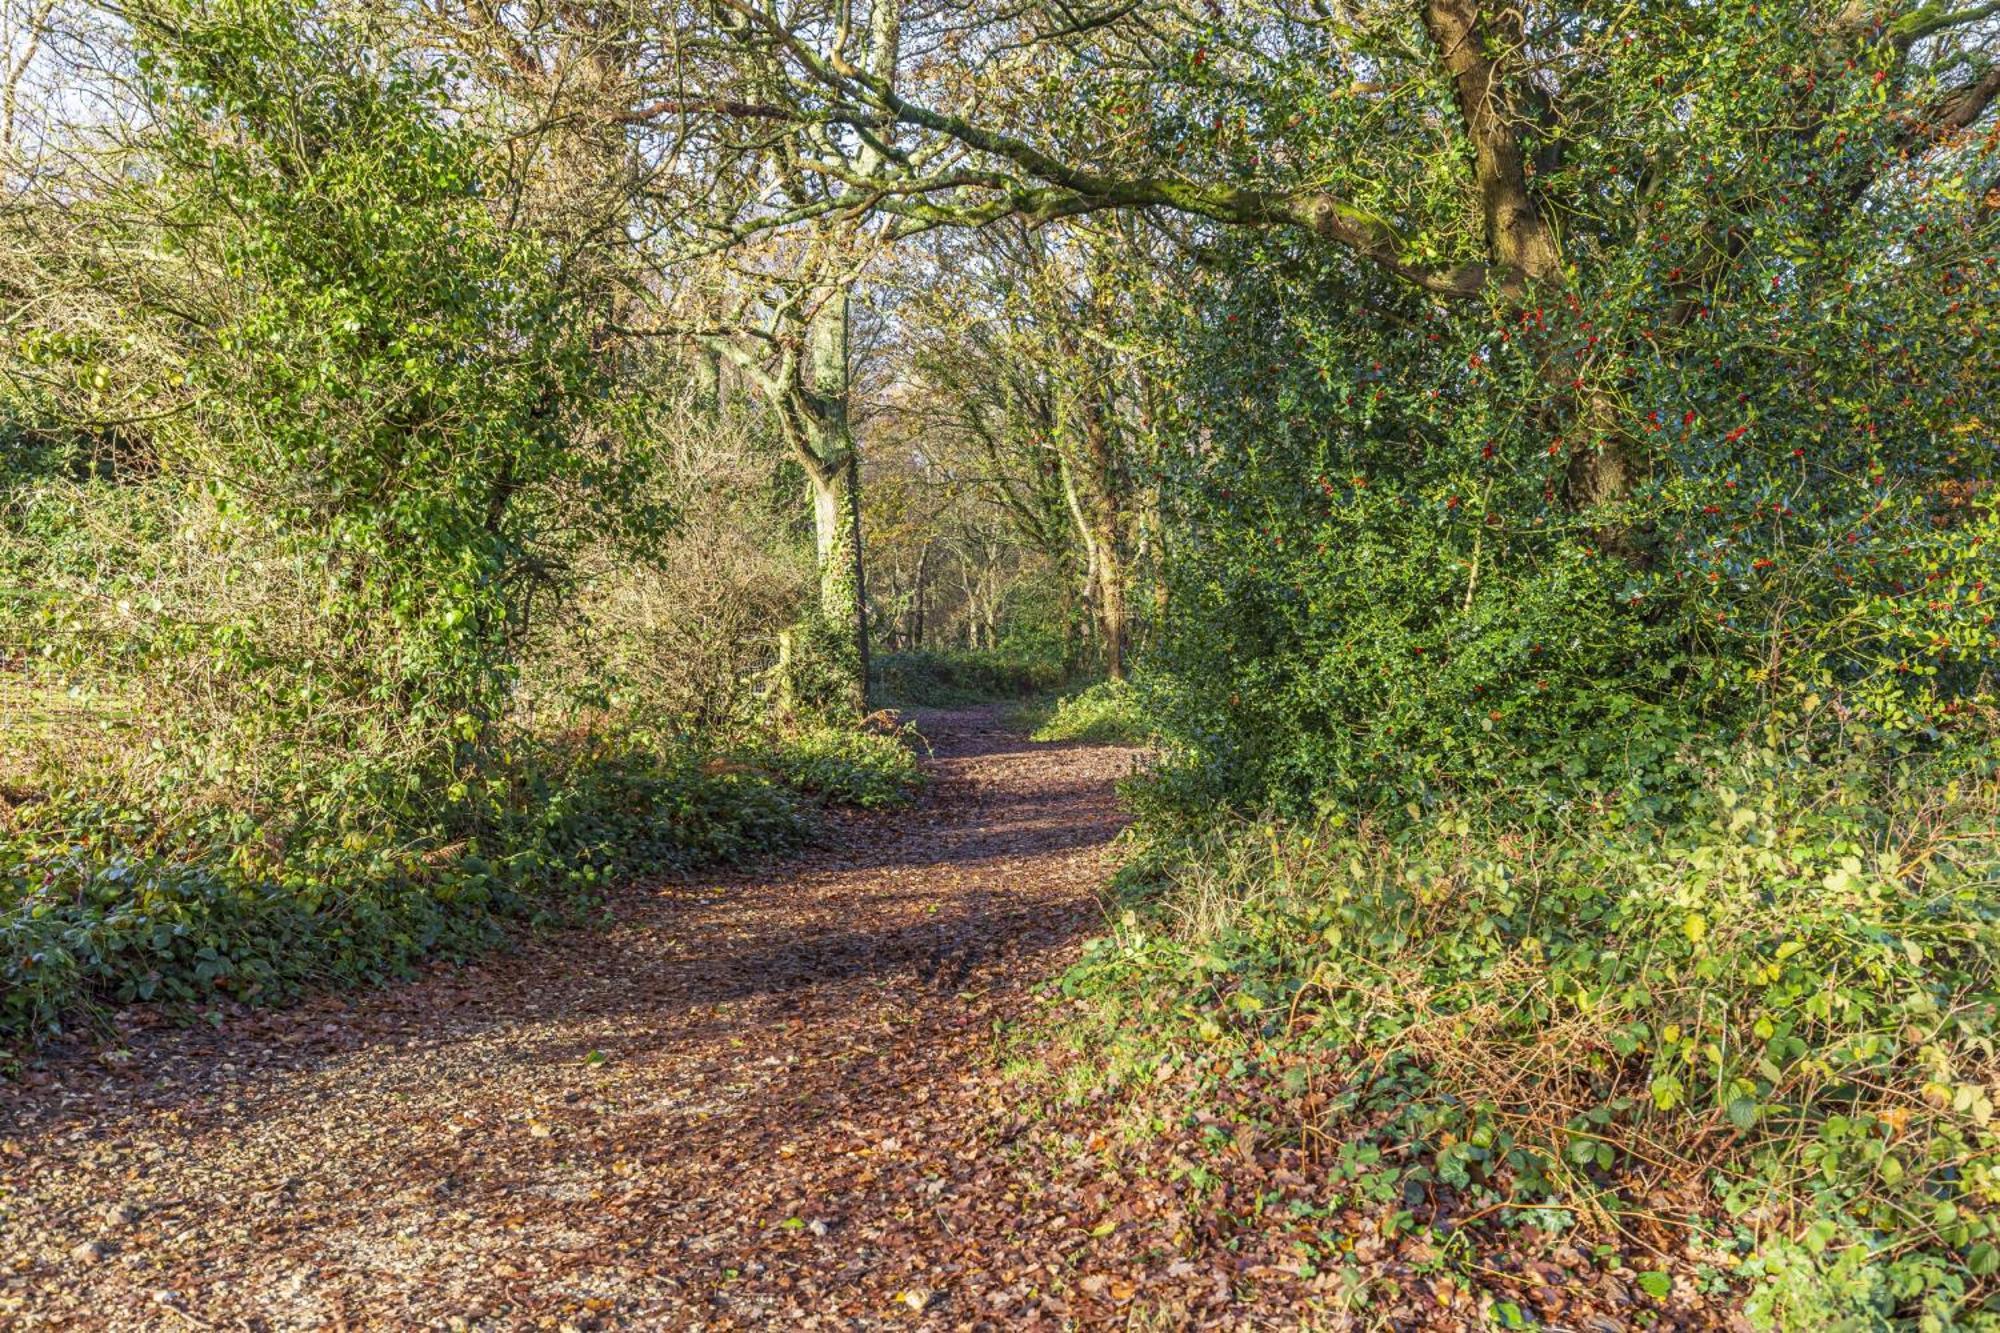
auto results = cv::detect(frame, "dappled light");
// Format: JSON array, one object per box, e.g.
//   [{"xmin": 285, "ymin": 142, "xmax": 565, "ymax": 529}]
[{"xmin": 2, "ymin": 0, "xmax": 1997, "ymax": 1326}]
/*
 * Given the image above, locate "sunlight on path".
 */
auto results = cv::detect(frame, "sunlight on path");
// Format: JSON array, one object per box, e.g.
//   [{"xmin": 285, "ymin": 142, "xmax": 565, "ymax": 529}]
[{"xmin": 1, "ymin": 708, "xmax": 1142, "ymax": 1330}]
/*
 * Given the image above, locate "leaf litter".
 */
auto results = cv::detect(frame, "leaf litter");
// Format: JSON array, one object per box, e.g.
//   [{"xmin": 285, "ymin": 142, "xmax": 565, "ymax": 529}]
[{"xmin": 0, "ymin": 707, "xmax": 1731, "ymax": 1329}]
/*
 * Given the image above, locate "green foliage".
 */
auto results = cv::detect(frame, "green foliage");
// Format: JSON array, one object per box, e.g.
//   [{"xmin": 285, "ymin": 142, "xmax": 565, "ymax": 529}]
[
  {"xmin": 1037, "ymin": 15, "xmax": 2000, "ymax": 1321},
  {"xmin": 1079, "ymin": 31, "xmax": 2000, "ymax": 1318},
  {"xmin": 1029, "ymin": 680, "xmax": 1152, "ymax": 745},
  {"xmin": 3, "ymin": 16, "xmax": 1995, "ymax": 1333},
  {"xmin": 1069, "ymin": 708, "xmax": 2000, "ymax": 1325},
  {"xmin": 871, "ymin": 649, "xmax": 1068, "ymax": 707},
  {"xmin": 134, "ymin": 0, "xmax": 646, "ymax": 736},
  {"xmin": 0, "ymin": 0, "xmax": 909, "ymax": 1060},
  {"xmin": 1136, "ymin": 4, "xmax": 1998, "ymax": 818},
  {"xmin": 990, "ymin": 579, "xmax": 1079, "ymax": 666},
  {"xmin": 761, "ymin": 724, "xmax": 922, "ymax": 809},
  {"xmin": 778, "ymin": 609, "xmax": 866, "ymax": 719},
  {"xmin": 0, "ymin": 736, "xmax": 807, "ymax": 1053},
  {"xmin": 0, "ymin": 0, "xmax": 675, "ymax": 854}
]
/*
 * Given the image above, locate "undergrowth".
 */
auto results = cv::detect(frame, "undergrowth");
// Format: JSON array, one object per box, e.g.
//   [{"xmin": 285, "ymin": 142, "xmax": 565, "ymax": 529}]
[
  {"xmin": 1027, "ymin": 680, "xmax": 1153, "ymax": 745},
  {"xmin": 1058, "ymin": 701, "xmax": 2000, "ymax": 1329},
  {"xmin": 871, "ymin": 649, "xmax": 1068, "ymax": 707},
  {"xmin": 0, "ymin": 722, "xmax": 919, "ymax": 1059},
  {"xmin": 764, "ymin": 721, "xmax": 925, "ymax": 808}
]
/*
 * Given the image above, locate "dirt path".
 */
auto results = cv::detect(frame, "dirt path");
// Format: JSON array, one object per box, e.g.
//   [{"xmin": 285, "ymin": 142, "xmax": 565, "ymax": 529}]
[{"xmin": 1, "ymin": 709, "xmax": 1157, "ymax": 1330}]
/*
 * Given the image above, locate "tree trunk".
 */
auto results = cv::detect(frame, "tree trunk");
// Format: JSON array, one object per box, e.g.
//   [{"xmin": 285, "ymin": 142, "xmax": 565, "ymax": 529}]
[
  {"xmin": 789, "ymin": 286, "xmax": 869, "ymax": 712},
  {"xmin": 1095, "ymin": 539, "xmax": 1127, "ymax": 682},
  {"xmin": 1057, "ymin": 374, "xmax": 1130, "ymax": 682},
  {"xmin": 1057, "ymin": 580, "xmax": 1083, "ymax": 672},
  {"xmin": 1064, "ymin": 467, "xmax": 1103, "ymax": 661},
  {"xmin": 807, "ymin": 458, "xmax": 851, "ymax": 618},
  {"xmin": 846, "ymin": 449, "xmax": 870, "ymax": 708},
  {"xmin": 693, "ymin": 343, "xmax": 722, "ymax": 416},
  {"xmin": 1422, "ymin": 0, "xmax": 1637, "ymax": 514},
  {"xmin": 980, "ymin": 558, "xmax": 1001, "ymax": 652}
]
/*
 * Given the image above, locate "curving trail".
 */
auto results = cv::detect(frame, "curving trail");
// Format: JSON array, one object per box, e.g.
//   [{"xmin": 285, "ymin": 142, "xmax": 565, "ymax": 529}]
[
  {"xmin": 2, "ymin": 708, "xmax": 1739, "ymax": 1332},
  {"xmin": 1, "ymin": 709, "xmax": 1173, "ymax": 1330}
]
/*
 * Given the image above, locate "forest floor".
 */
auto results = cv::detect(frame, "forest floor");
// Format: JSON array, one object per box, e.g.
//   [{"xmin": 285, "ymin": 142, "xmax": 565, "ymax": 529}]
[{"xmin": 1, "ymin": 708, "xmax": 1721, "ymax": 1331}]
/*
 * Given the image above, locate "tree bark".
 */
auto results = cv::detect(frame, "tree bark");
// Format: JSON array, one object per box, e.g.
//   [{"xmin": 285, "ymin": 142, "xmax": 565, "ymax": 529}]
[
  {"xmin": 1058, "ymin": 421, "xmax": 1128, "ymax": 681},
  {"xmin": 846, "ymin": 448, "xmax": 871, "ymax": 709},
  {"xmin": 1422, "ymin": 0, "xmax": 1638, "ymax": 512},
  {"xmin": 1096, "ymin": 538, "xmax": 1127, "ymax": 682},
  {"xmin": 786, "ymin": 285, "xmax": 869, "ymax": 712},
  {"xmin": 806, "ymin": 454, "xmax": 850, "ymax": 614},
  {"xmin": 1421, "ymin": 0, "xmax": 1562, "ymax": 294}
]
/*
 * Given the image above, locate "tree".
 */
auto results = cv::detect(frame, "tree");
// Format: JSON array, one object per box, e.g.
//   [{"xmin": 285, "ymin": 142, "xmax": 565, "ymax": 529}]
[
  {"xmin": 886, "ymin": 220, "xmax": 1165, "ymax": 677},
  {"xmin": 649, "ymin": 246, "xmax": 878, "ymax": 710},
  {"xmin": 678, "ymin": 1, "xmax": 1999, "ymax": 514},
  {"xmin": 602, "ymin": 2, "xmax": 924, "ymax": 711}
]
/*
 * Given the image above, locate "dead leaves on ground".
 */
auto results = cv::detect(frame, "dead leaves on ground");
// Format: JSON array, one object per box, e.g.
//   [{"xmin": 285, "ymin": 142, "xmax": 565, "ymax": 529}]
[{"xmin": 0, "ymin": 710, "xmax": 1728, "ymax": 1329}]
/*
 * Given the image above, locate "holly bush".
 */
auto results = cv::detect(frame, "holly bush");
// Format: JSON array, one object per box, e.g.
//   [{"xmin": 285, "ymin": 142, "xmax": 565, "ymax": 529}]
[
  {"xmin": 1083, "ymin": 6, "xmax": 2000, "ymax": 1323},
  {"xmin": 1132, "ymin": 3, "xmax": 1997, "ymax": 820}
]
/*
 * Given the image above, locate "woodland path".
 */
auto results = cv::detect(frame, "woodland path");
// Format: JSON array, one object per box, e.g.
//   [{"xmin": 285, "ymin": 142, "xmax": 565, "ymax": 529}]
[
  {"xmin": 2, "ymin": 708, "xmax": 1174, "ymax": 1330},
  {"xmin": 1, "ymin": 710, "xmax": 1710, "ymax": 1332}
]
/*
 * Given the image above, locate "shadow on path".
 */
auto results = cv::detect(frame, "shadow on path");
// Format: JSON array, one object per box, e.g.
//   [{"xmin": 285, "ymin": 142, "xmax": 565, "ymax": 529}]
[{"xmin": 0, "ymin": 704, "xmax": 1145, "ymax": 1331}]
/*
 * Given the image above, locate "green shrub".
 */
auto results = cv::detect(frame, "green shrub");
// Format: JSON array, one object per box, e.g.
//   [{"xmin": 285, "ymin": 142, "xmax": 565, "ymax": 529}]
[
  {"xmin": 1066, "ymin": 708, "xmax": 2000, "ymax": 1327},
  {"xmin": 1029, "ymin": 680, "xmax": 1152, "ymax": 745},
  {"xmin": 761, "ymin": 724, "xmax": 922, "ymax": 809},
  {"xmin": 0, "ymin": 736, "xmax": 813, "ymax": 1055},
  {"xmin": 871, "ymin": 649, "xmax": 1067, "ymax": 707},
  {"xmin": 1132, "ymin": 9, "xmax": 2000, "ymax": 822},
  {"xmin": 0, "ymin": 694, "xmax": 934, "ymax": 1057},
  {"xmin": 776, "ymin": 609, "xmax": 866, "ymax": 719}
]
